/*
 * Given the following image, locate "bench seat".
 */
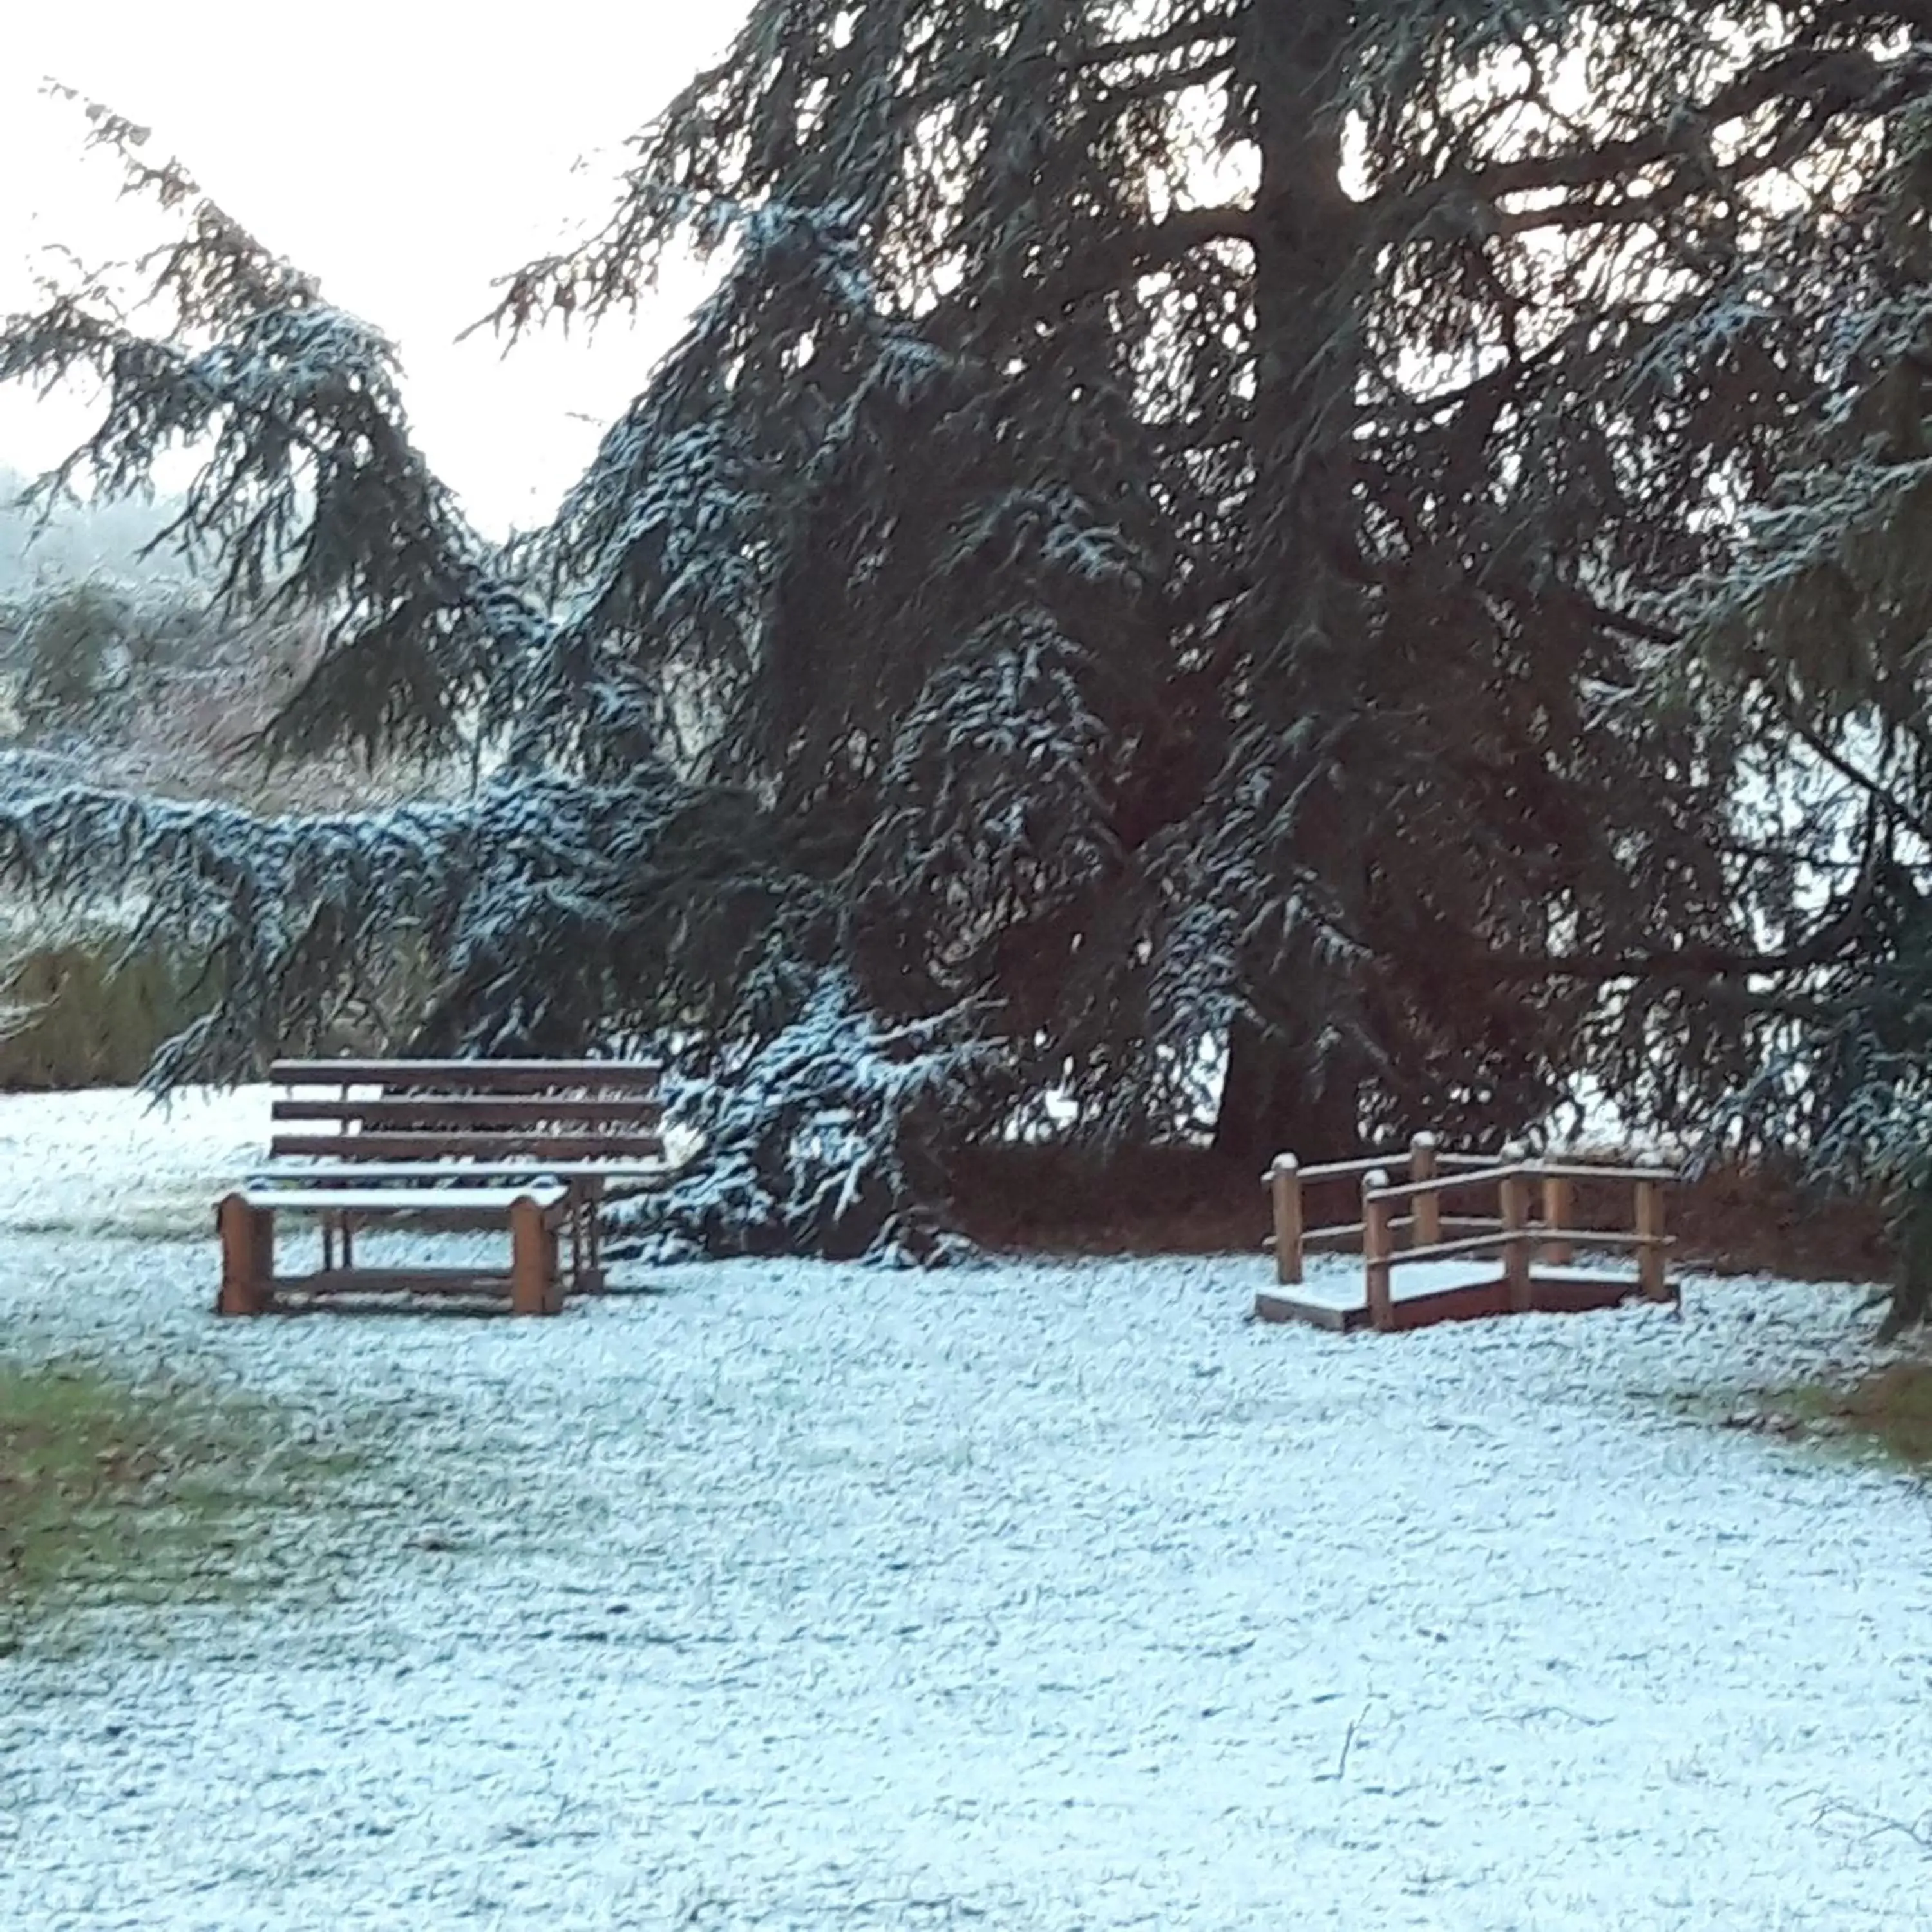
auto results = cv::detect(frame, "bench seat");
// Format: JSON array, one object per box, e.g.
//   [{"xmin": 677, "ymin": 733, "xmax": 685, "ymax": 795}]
[{"xmin": 218, "ymin": 1180, "xmax": 574, "ymax": 1317}]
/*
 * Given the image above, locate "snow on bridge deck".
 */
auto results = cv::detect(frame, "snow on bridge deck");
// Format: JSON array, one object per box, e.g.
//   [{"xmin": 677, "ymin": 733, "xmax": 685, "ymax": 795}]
[{"xmin": 1256, "ymin": 1255, "xmax": 1658, "ymax": 1331}]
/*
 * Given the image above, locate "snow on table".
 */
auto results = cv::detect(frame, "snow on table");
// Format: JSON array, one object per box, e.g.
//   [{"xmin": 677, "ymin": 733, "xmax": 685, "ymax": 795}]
[{"xmin": 1, "ymin": 1090, "xmax": 1928, "ymax": 1931}]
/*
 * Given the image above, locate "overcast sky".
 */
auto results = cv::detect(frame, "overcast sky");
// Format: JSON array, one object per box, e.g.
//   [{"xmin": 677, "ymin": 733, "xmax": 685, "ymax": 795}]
[{"xmin": 0, "ymin": 0, "xmax": 742, "ymax": 536}]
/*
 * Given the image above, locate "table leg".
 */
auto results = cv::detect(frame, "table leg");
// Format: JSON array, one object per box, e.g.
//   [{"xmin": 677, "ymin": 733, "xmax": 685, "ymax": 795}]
[{"xmin": 217, "ymin": 1195, "xmax": 274, "ymax": 1315}]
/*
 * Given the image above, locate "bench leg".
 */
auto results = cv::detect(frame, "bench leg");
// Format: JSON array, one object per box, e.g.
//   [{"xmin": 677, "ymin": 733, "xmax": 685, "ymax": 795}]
[
  {"xmin": 548, "ymin": 1211, "xmax": 571, "ymax": 1313},
  {"xmin": 580, "ymin": 1180, "xmax": 607, "ymax": 1296},
  {"xmin": 510, "ymin": 1196, "xmax": 560, "ymax": 1316},
  {"xmin": 217, "ymin": 1194, "xmax": 273, "ymax": 1315}
]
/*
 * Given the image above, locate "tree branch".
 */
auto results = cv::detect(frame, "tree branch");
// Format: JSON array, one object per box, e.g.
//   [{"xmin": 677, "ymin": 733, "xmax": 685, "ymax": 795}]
[
  {"xmin": 1047, "ymin": 205, "xmax": 1256, "ymax": 315},
  {"xmin": 1765, "ymin": 687, "xmax": 1932, "ymax": 848},
  {"xmin": 1485, "ymin": 849, "xmax": 1882, "ymax": 987},
  {"xmin": 1463, "ymin": 43, "xmax": 1917, "ymax": 209},
  {"xmin": 1054, "ymin": 21, "xmax": 1236, "ymax": 73}
]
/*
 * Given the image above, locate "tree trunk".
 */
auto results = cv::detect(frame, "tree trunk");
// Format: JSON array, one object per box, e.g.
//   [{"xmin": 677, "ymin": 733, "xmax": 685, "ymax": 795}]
[
  {"xmin": 1212, "ymin": 1010, "xmax": 1363, "ymax": 1165},
  {"xmin": 1220, "ymin": 5, "xmax": 1372, "ymax": 1165}
]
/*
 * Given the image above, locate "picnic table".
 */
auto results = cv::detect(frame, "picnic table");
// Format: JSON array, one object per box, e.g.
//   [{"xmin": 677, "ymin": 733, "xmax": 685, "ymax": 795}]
[{"xmin": 216, "ymin": 1057, "xmax": 668, "ymax": 1316}]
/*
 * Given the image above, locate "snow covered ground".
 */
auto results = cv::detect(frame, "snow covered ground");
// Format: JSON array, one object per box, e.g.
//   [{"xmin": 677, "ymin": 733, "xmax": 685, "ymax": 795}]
[{"xmin": 3, "ymin": 1089, "xmax": 1930, "ymax": 1930}]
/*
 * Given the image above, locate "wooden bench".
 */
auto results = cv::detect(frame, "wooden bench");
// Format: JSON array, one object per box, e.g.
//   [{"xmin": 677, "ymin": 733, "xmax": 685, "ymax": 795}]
[{"xmin": 216, "ymin": 1057, "xmax": 667, "ymax": 1316}]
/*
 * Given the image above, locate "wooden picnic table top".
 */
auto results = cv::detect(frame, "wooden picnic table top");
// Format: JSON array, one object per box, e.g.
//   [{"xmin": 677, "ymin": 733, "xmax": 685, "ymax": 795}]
[{"xmin": 236, "ymin": 1183, "xmax": 571, "ymax": 1214}]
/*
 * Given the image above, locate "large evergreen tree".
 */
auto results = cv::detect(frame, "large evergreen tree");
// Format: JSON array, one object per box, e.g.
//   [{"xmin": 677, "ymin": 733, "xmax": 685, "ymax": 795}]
[
  {"xmin": 1662, "ymin": 43, "xmax": 1932, "ymax": 1329},
  {"xmin": 7, "ymin": 12, "xmax": 1932, "ymax": 1260}
]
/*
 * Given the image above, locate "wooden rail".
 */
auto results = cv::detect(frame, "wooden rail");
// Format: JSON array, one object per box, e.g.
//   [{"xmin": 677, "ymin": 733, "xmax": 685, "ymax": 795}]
[
  {"xmin": 1351, "ymin": 1169, "xmax": 1524, "ymax": 1207},
  {"xmin": 271, "ymin": 1057, "xmax": 662, "ymax": 1088},
  {"xmin": 1267, "ymin": 1135, "xmax": 1454, "ymax": 1286}
]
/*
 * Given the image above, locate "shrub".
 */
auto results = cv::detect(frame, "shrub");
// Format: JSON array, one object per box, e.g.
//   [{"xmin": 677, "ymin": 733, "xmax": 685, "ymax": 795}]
[{"xmin": 0, "ymin": 936, "xmax": 214, "ymax": 1089}]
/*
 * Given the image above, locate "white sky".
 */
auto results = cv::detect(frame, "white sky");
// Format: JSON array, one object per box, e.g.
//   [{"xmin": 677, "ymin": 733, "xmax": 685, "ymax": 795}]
[{"xmin": 0, "ymin": 0, "xmax": 744, "ymax": 537}]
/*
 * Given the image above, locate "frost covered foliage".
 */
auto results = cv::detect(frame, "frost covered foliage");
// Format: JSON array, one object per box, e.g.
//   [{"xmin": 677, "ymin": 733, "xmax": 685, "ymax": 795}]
[
  {"xmin": 0, "ymin": 100, "xmax": 542, "ymax": 768},
  {"xmin": 493, "ymin": 0, "xmax": 1932, "ymax": 1161},
  {"xmin": 14, "ymin": 19, "xmax": 1932, "ymax": 1262},
  {"xmin": 0, "ymin": 575, "xmax": 434, "ymax": 810},
  {"xmin": 0, "ymin": 768, "xmax": 685, "ymax": 1085},
  {"xmin": 1691, "ymin": 846, "xmax": 1932, "ymax": 1333},
  {"xmin": 610, "ymin": 972, "xmax": 996, "ymax": 1266},
  {"xmin": 1663, "ymin": 81, "xmax": 1932, "ymax": 1328}
]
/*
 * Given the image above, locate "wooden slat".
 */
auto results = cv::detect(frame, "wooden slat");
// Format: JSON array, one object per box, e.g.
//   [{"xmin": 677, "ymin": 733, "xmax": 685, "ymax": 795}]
[
  {"xmin": 1533, "ymin": 1227, "xmax": 1674, "ymax": 1250},
  {"xmin": 272, "ymin": 1096, "xmax": 662, "ymax": 1128},
  {"xmin": 271, "ymin": 1059, "xmax": 659, "ymax": 1091},
  {"xmin": 1532, "ymin": 1276, "xmax": 1654, "ymax": 1314},
  {"xmin": 1303, "ymin": 1220, "xmax": 1368, "ymax": 1247},
  {"xmin": 1384, "ymin": 1280, "xmax": 1515, "ymax": 1332},
  {"xmin": 1257, "ymin": 1274, "xmax": 1663, "ymax": 1336},
  {"xmin": 274, "ymin": 1269, "xmax": 518, "ymax": 1298},
  {"xmin": 1254, "ymin": 1279, "xmax": 1517, "ymax": 1334},
  {"xmin": 1303, "ymin": 1214, "xmax": 1497, "ymax": 1250},
  {"xmin": 1294, "ymin": 1154, "xmax": 1401, "ymax": 1182},
  {"xmin": 1363, "ymin": 1170, "xmax": 1513, "ymax": 1206},
  {"xmin": 1253, "ymin": 1289, "xmax": 1354, "ymax": 1331},
  {"xmin": 269, "ymin": 1131, "xmax": 664, "ymax": 1161},
  {"xmin": 1522, "ymin": 1160, "xmax": 1679, "ymax": 1184},
  {"xmin": 249, "ymin": 1160, "xmax": 667, "ymax": 1184}
]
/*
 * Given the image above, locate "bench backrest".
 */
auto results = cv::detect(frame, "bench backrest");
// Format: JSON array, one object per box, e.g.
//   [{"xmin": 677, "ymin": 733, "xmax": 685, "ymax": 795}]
[{"xmin": 267, "ymin": 1059, "xmax": 665, "ymax": 1164}]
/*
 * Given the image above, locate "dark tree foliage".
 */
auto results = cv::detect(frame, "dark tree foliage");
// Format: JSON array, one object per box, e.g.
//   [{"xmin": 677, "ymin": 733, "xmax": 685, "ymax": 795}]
[
  {"xmin": 9, "ymin": 17, "xmax": 1932, "ymax": 1266},
  {"xmin": 1662, "ymin": 56, "xmax": 1932, "ymax": 1331}
]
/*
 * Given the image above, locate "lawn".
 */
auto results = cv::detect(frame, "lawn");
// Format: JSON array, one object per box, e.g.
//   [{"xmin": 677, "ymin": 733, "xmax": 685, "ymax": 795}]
[
  {"xmin": 1779, "ymin": 1359, "xmax": 1932, "ymax": 1467},
  {"xmin": 0, "ymin": 1356, "xmax": 360, "ymax": 1647}
]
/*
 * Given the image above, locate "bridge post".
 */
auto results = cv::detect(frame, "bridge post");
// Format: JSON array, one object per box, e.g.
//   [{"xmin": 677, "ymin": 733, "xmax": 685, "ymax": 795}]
[
  {"xmin": 1267, "ymin": 1156, "xmax": 1303, "ymax": 1286},
  {"xmin": 1364, "ymin": 1170, "xmax": 1395, "ymax": 1330},
  {"xmin": 1409, "ymin": 1133, "xmax": 1440, "ymax": 1248},
  {"xmin": 1500, "ymin": 1170, "xmax": 1532, "ymax": 1313}
]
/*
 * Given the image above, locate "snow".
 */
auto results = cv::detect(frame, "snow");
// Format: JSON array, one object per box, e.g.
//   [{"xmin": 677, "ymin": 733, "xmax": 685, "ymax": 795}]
[
  {"xmin": 3, "ymin": 1088, "xmax": 1931, "ymax": 1929},
  {"xmin": 0, "ymin": 1082, "xmax": 266, "ymax": 1237}
]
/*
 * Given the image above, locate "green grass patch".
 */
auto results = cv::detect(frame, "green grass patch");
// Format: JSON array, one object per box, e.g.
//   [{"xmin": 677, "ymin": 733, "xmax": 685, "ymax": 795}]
[
  {"xmin": 1715, "ymin": 1360, "xmax": 1932, "ymax": 1470},
  {"xmin": 0, "ymin": 936, "xmax": 216, "ymax": 1090},
  {"xmin": 1778, "ymin": 1363, "xmax": 1932, "ymax": 1468},
  {"xmin": 0, "ymin": 1358, "xmax": 365, "ymax": 1649}
]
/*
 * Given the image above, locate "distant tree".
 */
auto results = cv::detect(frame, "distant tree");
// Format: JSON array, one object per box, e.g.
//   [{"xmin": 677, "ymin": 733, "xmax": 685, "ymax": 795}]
[
  {"xmin": 6, "ymin": 18, "xmax": 1932, "ymax": 1262},
  {"xmin": 0, "ymin": 570, "xmax": 448, "ymax": 810},
  {"xmin": 0, "ymin": 463, "xmax": 196, "ymax": 592}
]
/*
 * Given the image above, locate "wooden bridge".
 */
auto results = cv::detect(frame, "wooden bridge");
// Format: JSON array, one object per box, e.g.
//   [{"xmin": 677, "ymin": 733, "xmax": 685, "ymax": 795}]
[{"xmin": 1256, "ymin": 1135, "xmax": 1676, "ymax": 1332}]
